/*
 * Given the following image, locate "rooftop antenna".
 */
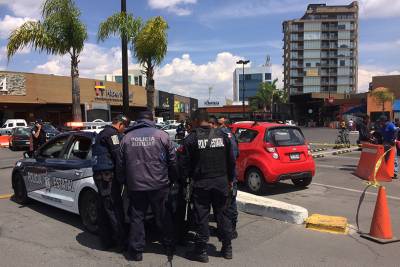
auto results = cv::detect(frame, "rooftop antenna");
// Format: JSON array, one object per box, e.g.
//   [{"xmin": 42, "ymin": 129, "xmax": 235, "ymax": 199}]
[
  {"xmin": 208, "ymin": 86, "xmax": 213, "ymax": 101},
  {"xmin": 264, "ymin": 55, "xmax": 272, "ymax": 67}
]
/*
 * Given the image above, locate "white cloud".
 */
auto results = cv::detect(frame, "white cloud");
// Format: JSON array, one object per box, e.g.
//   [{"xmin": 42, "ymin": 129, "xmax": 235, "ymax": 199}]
[
  {"xmin": 33, "ymin": 43, "xmax": 135, "ymax": 78},
  {"xmin": 0, "ymin": 15, "xmax": 33, "ymax": 39},
  {"xmin": 358, "ymin": 65, "xmax": 400, "ymax": 92},
  {"xmin": 0, "ymin": 0, "xmax": 43, "ymax": 19},
  {"xmin": 359, "ymin": 0, "xmax": 400, "ymax": 19},
  {"xmin": 155, "ymin": 52, "xmax": 242, "ymax": 105},
  {"xmin": 148, "ymin": 0, "xmax": 197, "ymax": 16}
]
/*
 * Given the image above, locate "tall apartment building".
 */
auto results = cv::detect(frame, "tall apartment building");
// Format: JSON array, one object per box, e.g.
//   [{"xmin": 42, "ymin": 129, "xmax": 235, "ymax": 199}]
[
  {"xmin": 233, "ymin": 65, "xmax": 272, "ymax": 102},
  {"xmin": 95, "ymin": 68, "xmax": 146, "ymax": 87},
  {"xmin": 283, "ymin": 2, "xmax": 358, "ymax": 97}
]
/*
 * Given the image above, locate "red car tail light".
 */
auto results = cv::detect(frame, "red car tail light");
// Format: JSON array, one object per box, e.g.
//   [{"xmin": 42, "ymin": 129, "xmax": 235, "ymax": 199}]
[{"xmin": 264, "ymin": 144, "xmax": 279, "ymax": 159}]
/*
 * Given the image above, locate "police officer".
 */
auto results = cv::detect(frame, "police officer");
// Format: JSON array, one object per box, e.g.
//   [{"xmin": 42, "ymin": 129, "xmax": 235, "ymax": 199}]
[
  {"xmin": 176, "ymin": 120, "xmax": 186, "ymax": 142},
  {"xmin": 181, "ymin": 110, "xmax": 235, "ymax": 263},
  {"xmin": 119, "ymin": 110, "xmax": 177, "ymax": 262},
  {"xmin": 217, "ymin": 117, "xmax": 239, "ymax": 239},
  {"xmin": 31, "ymin": 119, "xmax": 46, "ymax": 151},
  {"xmin": 92, "ymin": 114, "xmax": 129, "ymax": 250}
]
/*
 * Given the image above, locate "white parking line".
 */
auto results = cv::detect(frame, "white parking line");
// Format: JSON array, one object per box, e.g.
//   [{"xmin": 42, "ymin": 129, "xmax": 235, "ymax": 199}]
[
  {"xmin": 312, "ymin": 182, "xmax": 400, "ymax": 201},
  {"xmin": 317, "ymin": 164, "xmax": 356, "ymax": 169}
]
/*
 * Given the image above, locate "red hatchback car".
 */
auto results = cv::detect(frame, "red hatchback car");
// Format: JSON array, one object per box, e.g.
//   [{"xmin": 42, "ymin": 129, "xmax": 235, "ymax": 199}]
[{"xmin": 230, "ymin": 121, "xmax": 316, "ymax": 194}]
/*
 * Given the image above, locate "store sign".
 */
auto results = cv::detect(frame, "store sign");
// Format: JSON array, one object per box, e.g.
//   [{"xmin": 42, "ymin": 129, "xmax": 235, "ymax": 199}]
[
  {"xmin": 94, "ymin": 81, "xmax": 133, "ymax": 102},
  {"xmin": 204, "ymin": 100, "xmax": 220, "ymax": 106},
  {"xmin": 159, "ymin": 91, "xmax": 170, "ymax": 109},
  {"xmin": 174, "ymin": 100, "xmax": 187, "ymax": 113},
  {"xmin": 0, "ymin": 73, "xmax": 26, "ymax": 96}
]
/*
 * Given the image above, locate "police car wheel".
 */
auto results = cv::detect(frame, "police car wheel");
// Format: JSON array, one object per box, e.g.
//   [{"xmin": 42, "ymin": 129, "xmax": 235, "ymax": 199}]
[
  {"xmin": 13, "ymin": 173, "xmax": 30, "ymax": 204},
  {"xmin": 246, "ymin": 168, "xmax": 267, "ymax": 195},
  {"xmin": 291, "ymin": 177, "xmax": 312, "ymax": 187},
  {"xmin": 79, "ymin": 189, "xmax": 99, "ymax": 234}
]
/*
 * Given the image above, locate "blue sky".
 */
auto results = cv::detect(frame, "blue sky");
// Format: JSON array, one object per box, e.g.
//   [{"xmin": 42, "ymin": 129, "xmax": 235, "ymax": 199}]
[{"xmin": 0, "ymin": 0, "xmax": 399, "ymax": 104}]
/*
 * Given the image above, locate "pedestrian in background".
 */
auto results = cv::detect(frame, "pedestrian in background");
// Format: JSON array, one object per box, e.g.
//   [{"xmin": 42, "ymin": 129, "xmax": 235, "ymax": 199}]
[
  {"xmin": 31, "ymin": 119, "xmax": 46, "ymax": 151},
  {"xmin": 356, "ymin": 115, "xmax": 371, "ymax": 144},
  {"xmin": 378, "ymin": 115, "xmax": 398, "ymax": 179},
  {"xmin": 119, "ymin": 110, "xmax": 177, "ymax": 262},
  {"xmin": 92, "ymin": 114, "xmax": 129, "ymax": 250},
  {"xmin": 181, "ymin": 110, "xmax": 235, "ymax": 263}
]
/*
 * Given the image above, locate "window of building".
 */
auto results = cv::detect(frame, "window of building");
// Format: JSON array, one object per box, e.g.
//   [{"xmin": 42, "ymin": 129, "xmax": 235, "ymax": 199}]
[
  {"xmin": 340, "ymin": 60, "xmax": 345, "ymax": 67},
  {"xmin": 115, "ymin": 75, "xmax": 123, "ymax": 84},
  {"xmin": 265, "ymin": 73, "xmax": 272, "ymax": 80}
]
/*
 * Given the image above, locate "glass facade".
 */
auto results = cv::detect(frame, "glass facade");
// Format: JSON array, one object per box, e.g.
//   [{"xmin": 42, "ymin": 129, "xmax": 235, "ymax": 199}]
[{"xmin": 238, "ymin": 73, "xmax": 263, "ymax": 101}]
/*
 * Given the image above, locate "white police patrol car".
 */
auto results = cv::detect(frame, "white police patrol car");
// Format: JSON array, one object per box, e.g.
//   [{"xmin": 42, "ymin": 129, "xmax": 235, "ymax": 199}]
[{"xmin": 12, "ymin": 131, "xmax": 99, "ymax": 233}]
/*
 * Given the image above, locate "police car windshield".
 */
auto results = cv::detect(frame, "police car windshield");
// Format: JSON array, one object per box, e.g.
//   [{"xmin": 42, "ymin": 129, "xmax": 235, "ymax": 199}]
[{"xmin": 265, "ymin": 127, "xmax": 305, "ymax": 147}]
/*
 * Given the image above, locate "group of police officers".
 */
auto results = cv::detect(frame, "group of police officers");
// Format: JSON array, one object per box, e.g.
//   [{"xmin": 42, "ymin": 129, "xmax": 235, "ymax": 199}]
[{"xmin": 91, "ymin": 109, "xmax": 239, "ymax": 263}]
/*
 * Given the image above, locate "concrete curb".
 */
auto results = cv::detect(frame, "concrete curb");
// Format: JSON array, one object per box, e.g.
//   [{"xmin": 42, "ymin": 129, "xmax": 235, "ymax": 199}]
[
  {"xmin": 312, "ymin": 147, "xmax": 360, "ymax": 158},
  {"xmin": 236, "ymin": 191, "xmax": 308, "ymax": 224}
]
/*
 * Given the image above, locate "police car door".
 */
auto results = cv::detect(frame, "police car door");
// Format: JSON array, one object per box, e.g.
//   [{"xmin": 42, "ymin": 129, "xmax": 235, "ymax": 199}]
[
  {"xmin": 55, "ymin": 134, "xmax": 94, "ymax": 207},
  {"xmin": 24, "ymin": 134, "xmax": 71, "ymax": 207}
]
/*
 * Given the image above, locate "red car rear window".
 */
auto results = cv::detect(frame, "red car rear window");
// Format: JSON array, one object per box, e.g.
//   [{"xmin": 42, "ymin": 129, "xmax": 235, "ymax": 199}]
[{"xmin": 265, "ymin": 127, "xmax": 305, "ymax": 146}]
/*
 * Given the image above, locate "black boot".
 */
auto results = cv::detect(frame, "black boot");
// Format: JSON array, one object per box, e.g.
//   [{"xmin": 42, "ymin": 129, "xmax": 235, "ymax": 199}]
[
  {"xmin": 126, "ymin": 250, "xmax": 143, "ymax": 262},
  {"xmin": 221, "ymin": 243, "xmax": 233, "ymax": 260},
  {"xmin": 186, "ymin": 244, "xmax": 209, "ymax": 263}
]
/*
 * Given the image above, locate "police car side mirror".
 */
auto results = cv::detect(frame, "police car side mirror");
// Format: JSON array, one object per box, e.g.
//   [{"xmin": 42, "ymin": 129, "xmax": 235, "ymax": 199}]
[{"xmin": 23, "ymin": 151, "xmax": 30, "ymax": 158}]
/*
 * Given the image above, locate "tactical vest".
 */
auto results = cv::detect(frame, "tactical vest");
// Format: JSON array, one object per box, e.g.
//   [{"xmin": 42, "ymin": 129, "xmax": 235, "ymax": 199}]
[
  {"xmin": 195, "ymin": 128, "xmax": 227, "ymax": 179},
  {"xmin": 92, "ymin": 126, "xmax": 118, "ymax": 172}
]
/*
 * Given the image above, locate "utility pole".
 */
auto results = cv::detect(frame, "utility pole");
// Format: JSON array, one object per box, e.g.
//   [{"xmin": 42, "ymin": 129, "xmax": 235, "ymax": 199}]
[
  {"xmin": 236, "ymin": 59, "xmax": 250, "ymax": 117},
  {"xmin": 121, "ymin": 0, "xmax": 129, "ymax": 116}
]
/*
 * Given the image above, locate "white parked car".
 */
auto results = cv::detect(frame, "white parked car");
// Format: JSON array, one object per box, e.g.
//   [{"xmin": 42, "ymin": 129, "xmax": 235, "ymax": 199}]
[
  {"xmin": 2, "ymin": 119, "xmax": 28, "ymax": 130},
  {"xmin": 161, "ymin": 124, "xmax": 180, "ymax": 140}
]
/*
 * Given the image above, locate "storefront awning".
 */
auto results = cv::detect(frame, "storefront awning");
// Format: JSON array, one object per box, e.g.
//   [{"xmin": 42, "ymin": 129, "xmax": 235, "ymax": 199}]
[
  {"xmin": 343, "ymin": 105, "xmax": 366, "ymax": 115},
  {"xmin": 393, "ymin": 100, "xmax": 400, "ymax": 111}
]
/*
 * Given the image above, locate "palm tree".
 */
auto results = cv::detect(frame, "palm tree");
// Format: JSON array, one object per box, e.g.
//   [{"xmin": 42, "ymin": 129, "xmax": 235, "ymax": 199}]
[
  {"xmin": 372, "ymin": 87, "xmax": 394, "ymax": 114},
  {"xmin": 97, "ymin": 3, "xmax": 141, "ymax": 115},
  {"xmin": 250, "ymin": 79, "xmax": 283, "ymax": 112},
  {"xmin": 132, "ymin": 16, "xmax": 168, "ymax": 113},
  {"xmin": 7, "ymin": 0, "xmax": 87, "ymax": 122}
]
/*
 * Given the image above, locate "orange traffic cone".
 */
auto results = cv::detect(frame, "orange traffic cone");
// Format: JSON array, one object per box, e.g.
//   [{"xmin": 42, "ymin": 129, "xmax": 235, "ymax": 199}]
[{"xmin": 361, "ymin": 186, "xmax": 400, "ymax": 244}]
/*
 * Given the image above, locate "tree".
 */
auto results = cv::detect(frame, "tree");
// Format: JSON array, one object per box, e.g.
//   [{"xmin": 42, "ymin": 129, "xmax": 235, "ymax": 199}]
[
  {"xmin": 97, "ymin": 3, "xmax": 141, "ymax": 115},
  {"xmin": 7, "ymin": 0, "xmax": 87, "ymax": 122},
  {"xmin": 372, "ymin": 87, "xmax": 394, "ymax": 113},
  {"xmin": 132, "ymin": 16, "xmax": 168, "ymax": 113},
  {"xmin": 250, "ymin": 79, "xmax": 285, "ymax": 112}
]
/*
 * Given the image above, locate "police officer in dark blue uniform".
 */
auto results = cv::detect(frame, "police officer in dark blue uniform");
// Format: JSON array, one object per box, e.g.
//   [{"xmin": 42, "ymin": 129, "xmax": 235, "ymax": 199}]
[
  {"xmin": 181, "ymin": 110, "xmax": 235, "ymax": 263},
  {"xmin": 218, "ymin": 117, "xmax": 239, "ymax": 239},
  {"xmin": 31, "ymin": 119, "xmax": 46, "ymax": 151},
  {"xmin": 92, "ymin": 114, "xmax": 129, "ymax": 250},
  {"xmin": 119, "ymin": 110, "xmax": 178, "ymax": 262}
]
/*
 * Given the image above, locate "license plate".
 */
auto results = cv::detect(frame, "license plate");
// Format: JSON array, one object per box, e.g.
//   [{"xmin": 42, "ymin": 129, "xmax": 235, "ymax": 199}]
[{"xmin": 290, "ymin": 153, "xmax": 300, "ymax": 160}]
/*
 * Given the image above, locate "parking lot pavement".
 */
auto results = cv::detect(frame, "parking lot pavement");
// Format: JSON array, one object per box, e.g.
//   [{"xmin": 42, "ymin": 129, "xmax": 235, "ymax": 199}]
[
  {"xmin": 1, "ymin": 148, "xmax": 400, "ymax": 266},
  {"xmin": 263, "ymin": 151, "xmax": 400, "ymax": 237}
]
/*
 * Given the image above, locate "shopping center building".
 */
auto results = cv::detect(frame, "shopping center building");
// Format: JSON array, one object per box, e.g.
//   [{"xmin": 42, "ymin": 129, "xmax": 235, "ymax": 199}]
[{"xmin": 0, "ymin": 71, "xmax": 197, "ymax": 126}]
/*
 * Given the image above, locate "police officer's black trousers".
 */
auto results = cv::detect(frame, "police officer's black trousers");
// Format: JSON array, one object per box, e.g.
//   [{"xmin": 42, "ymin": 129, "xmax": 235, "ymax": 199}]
[
  {"xmin": 128, "ymin": 187, "xmax": 174, "ymax": 253},
  {"xmin": 193, "ymin": 186, "xmax": 232, "ymax": 248},
  {"xmin": 224, "ymin": 181, "xmax": 238, "ymax": 231},
  {"xmin": 94, "ymin": 172, "xmax": 125, "ymax": 248}
]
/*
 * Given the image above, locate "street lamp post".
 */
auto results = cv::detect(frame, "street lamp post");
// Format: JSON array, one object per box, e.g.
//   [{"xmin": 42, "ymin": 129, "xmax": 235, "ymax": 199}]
[
  {"xmin": 121, "ymin": 0, "xmax": 129, "ymax": 116},
  {"xmin": 237, "ymin": 59, "xmax": 250, "ymax": 118}
]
